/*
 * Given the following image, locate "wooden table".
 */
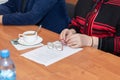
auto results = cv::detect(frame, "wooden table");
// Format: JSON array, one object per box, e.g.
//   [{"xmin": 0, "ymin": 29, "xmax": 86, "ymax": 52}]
[{"xmin": 0, "ymin": 25, "xmax": 120, "ymax": 80}]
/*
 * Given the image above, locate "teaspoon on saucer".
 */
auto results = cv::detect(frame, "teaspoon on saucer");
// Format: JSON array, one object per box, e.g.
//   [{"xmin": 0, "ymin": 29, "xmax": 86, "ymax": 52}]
[{"xmin": 33, "ymin": 25, "xmax": 42, "ymax": 35}]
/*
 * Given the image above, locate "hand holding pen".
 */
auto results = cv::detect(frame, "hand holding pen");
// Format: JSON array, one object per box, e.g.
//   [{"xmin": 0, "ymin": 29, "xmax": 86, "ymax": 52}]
[
  {"xmin": 60, "ymin": 29, "xmax": 76, "ymax": 45},
  {"xmin": 60, "ymin": 28, "xmax": 98, "ymax": 48}
]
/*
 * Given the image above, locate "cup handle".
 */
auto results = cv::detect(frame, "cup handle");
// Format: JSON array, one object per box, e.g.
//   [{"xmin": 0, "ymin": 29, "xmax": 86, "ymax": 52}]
[{"xmin": 18, "ymin": 34, "xmax": 23, "ymax": 39}]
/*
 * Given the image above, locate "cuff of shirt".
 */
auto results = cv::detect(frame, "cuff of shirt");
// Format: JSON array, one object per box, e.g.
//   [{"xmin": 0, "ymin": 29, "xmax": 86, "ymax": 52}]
[{"xmin": 98, "ymin": 38, "xmax": 102, "ymax": 49}]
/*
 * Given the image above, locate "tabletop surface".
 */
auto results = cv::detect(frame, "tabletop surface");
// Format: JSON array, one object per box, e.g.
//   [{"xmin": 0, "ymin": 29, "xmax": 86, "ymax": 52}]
[{"xmin": 0, "ymin": 25, "xmax": 120, "ymax": 80}]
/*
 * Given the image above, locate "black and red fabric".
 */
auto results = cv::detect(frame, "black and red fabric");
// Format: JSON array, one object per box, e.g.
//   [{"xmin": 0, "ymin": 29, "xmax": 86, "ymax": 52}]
[
  {"xmin": 69, "ymin": 0, "xmax": 120, "ymax": 55},
  {"xmin": 106, "ymin": 0, "xmax": 120, "ymax": 6},
  {"xmin": 94, "ymin": 0, "xmax": 120, "ymax": 6}
]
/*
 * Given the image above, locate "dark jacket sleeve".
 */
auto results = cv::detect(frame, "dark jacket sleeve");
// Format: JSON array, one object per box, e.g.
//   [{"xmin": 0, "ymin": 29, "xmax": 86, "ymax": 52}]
[
  {"xmin": 0, "ymin": 0, "xmax": 16, "ymax": 14},
  {"xmin": 98, "ymin": 20, "xmax": 120, "ymax": 56},
  {"xmin": 2, "ymin": 0, "xmax": 57, "ymax": 25}
]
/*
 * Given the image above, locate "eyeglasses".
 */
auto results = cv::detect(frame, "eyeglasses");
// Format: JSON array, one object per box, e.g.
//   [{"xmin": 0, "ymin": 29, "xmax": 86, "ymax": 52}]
[{"xmin": 47, "ymin": 41, "xmax": 63, "ymax": 51}]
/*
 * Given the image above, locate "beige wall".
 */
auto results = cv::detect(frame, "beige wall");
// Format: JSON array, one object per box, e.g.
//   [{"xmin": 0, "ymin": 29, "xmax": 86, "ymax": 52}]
[{"xmin": 65, "ymin": 0, "xmax": 78, "ymax": 5}]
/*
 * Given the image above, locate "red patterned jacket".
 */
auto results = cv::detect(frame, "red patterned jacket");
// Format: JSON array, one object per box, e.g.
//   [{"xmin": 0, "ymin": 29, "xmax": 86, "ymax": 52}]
[{"xmin": 69, "ymin": 0, "xmax": 120, "ymax": 55}]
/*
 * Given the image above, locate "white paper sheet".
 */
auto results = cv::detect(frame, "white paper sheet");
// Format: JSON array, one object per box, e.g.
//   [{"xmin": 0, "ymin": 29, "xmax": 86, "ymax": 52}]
[{"xmin": 21, "ymin": 45, "xmax": 82, "ymax": 66}]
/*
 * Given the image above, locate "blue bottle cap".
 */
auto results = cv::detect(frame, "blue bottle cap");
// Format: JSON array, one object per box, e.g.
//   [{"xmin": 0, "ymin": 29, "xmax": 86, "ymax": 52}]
[{"xmin": 1, "ymin": 49, "xmax": 10, "ymax": 58}]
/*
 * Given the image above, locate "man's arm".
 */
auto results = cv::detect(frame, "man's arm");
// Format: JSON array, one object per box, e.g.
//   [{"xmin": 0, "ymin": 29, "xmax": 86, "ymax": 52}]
[{"xmin": 2, "ymin": 0, "xmax": 58, "ymax": 25}]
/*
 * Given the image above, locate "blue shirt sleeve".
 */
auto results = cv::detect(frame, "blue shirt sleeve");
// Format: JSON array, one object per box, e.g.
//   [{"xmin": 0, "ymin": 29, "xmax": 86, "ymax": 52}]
[
  {"xmin": 2, "ymin": 0, "xmax": 58, "ymax": 25},
  {"xmin": 0, "ymin": 0, "xmax": 16, "ymax": 14}
]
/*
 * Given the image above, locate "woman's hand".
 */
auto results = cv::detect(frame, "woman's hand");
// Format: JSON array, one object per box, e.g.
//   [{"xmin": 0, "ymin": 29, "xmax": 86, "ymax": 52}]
[
  {"xmin": 60, "ymin": 29, "xmax": 76, "ymax": 43},
  {"xmin": 66, "ymin": 34, "xmax": 97, "ymax": 48}
]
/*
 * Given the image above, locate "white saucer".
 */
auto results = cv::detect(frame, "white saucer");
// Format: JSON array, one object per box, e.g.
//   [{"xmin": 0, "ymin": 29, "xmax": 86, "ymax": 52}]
[{"xmin": 18, "ymin": 36, "xmax": 43, "ymax": 46}]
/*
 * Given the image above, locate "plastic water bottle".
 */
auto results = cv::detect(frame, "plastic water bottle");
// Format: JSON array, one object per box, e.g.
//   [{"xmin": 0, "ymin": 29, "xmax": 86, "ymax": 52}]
[
  {"xmin": 0, "ymin": 51, "xmax": 1, "ymax": 60},
  {"xmin": 0, "ymin": 49, "xmax": 16, "ymax": 80}
]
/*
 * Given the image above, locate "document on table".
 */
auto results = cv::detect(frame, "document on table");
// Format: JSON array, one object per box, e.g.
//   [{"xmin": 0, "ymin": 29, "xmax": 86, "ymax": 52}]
[{"xmin": 21, "ymin": 45, "xmax": 82, "ymax": 66}]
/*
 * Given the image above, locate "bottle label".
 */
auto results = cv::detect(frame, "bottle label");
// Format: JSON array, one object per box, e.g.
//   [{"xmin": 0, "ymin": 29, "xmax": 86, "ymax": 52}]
[{"xmin": 0, "ymin": 69, "xmax": 16, "ymax": 80}]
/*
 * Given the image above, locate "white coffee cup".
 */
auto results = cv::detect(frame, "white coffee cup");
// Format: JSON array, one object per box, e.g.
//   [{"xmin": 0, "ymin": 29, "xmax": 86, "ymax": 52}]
[{"xmin": 19, "ymin": 31, "xmax": 38, "ymax": 43}]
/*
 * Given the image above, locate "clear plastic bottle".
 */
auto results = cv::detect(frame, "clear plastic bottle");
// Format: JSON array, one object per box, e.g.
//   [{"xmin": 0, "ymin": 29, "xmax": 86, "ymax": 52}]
[
  {"xmin": 0, "ymin": 51, "xmax": 1, "ymax": 60},
  {"xmin": 0, "ymin": 49, "xmax": 16, "ymax": 80}
]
